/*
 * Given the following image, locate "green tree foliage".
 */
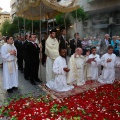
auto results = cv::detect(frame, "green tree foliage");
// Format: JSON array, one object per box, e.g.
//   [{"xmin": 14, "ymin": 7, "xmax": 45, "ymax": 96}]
[
  {"xmin": 0, "ymin": 17, "xmax": 42, "ymax": 36},
  {"xmin": 71, "ymin": 7, "xmax": 88, "ymax": 21},
  {"xmin": 0, "ymin": 20, "xmax": 12, "ymax": 36},
  {"xmin": 0, "ymin": 8, "xmax": 88, "ymax": 36},
  {"xmin": 55, "ymin": 8, "xmax": 88, "ymax": 28},
  {"xmin": 56, "ymin": 13, "xmax": 72, "ymax": 27}
]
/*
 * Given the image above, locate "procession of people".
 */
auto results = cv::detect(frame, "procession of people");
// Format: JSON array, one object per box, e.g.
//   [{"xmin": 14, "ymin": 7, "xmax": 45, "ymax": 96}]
[{"xmin": 0, "ymin": 29, "xmax": 120, "ymax": 93}]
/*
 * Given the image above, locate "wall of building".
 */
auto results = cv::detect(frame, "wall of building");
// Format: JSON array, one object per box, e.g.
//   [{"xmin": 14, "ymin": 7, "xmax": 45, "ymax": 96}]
[
  {"xmin": 75, "ymin": 0, "xmax": 120, "ymax": 38},
  {"xmin": 0, "ymin": 13, "xmax": 10, "ymax": 28},
  {"xmin": 10, "ymin": 0, "xmax": 17, "ymax": 19},
  {"xmin": 79, "ymin": 0, "xmax": 120, "ymax": 12}
]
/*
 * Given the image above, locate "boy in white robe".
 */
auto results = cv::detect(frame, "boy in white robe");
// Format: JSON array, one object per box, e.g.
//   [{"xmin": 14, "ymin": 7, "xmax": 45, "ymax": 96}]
[
  {"xmin": 88, "ymin": 47, "xmax": 101, "ymax": 80},
  {"xmin": 45, "ymin": 30, "xmax": 59, "ymax": 82},
  {"xmin": 98, "ymin": 46, "xmax": 120, "ymax": 84},
  {"xmin": 67, "ymin": 48, "xmax": 89, "ymax": 86},
  {"xmin": 84, "ymin": 49, "xmax": 92, "ymax": 80},
  {"xmin": 46, "ymin": 49, "xmax": 74, "ymax": 92},
  {"xmin": 1, "ymin": 36, "xmax": 18, "ymax": 93}
]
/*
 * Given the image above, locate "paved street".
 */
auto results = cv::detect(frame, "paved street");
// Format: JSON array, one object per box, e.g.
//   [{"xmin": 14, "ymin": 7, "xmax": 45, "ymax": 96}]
[
  {"xmin": 0, "ymin": 57, "xmax": 120, "ymax": 107},
  {"xmin": 0, "ymin": 64, "xmax": 46, "ymax": 106}
]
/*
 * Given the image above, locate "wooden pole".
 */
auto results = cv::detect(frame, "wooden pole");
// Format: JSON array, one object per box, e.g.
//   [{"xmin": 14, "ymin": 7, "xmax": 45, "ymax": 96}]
[
  {"xmin": 47, "ymin": 18, "xmax": 48, "ymax": 35},
  {"xmin": 39, "ymin": 5, "xmax": 42, "ymax": 81},
  {"xmin": 31, "ymin": 7, "xmax": 33, "ymax": 33},
  {"xmin": 17, "ymin": 16, "xmax": 20, "ymax": 34},
  {"xmin": 53, "ymin": 18, "xmax": 55, "ymax": 29},
  {"xmin": 23, "ymin": 17, "xmax": 26, "ymax": 40},
  {"xmin": 32, "ymin": 20, "xmax": 33, "ymax": 34}
]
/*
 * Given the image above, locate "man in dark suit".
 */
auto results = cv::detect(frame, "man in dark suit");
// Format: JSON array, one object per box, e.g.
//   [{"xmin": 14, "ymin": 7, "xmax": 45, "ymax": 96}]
[
  {"xmin": 14, "ymin": 35, "xmax": 24, "ymax": 73},
  {"xmin": 100, "ymin": 34, "xmax": 110, "ymax": 56},
  {"xmin": 70, "ymin": 33, "xmax": 82, "ymax": 55},
  {"xmin": 59, "ymin": 29, "xmax": 68, "ymax": 49},
  {"xmin": 27, "ymin": 34, "xmax": 42, "ymax": 85},
  {"xmin": 23, "ymin": 34, "xmax": 30, "ymax": 80}
]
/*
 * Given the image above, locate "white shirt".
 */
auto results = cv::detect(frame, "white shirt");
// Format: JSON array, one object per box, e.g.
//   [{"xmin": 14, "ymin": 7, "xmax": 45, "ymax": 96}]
[{"xmin": 105, "ymin": 39, "xmax": 109, "ymax": 46}]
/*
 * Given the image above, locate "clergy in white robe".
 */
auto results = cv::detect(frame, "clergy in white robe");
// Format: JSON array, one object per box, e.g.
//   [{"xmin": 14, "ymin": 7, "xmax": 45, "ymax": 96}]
[
  {"xmin": 67, "ymin": 48, "xmax": 87, "ymax": 86},
  {"xmin": 1, "ymin": 37, "xmax": 18, "ymax": 93},
  {"xmin": 88, "ymin": 47, "xmax": 101, "ymax": 80},
  {"xmin": 0, "ymin": 39, "xmax": 5, "ymax": 64},
  {"xmin": 84, "ymin": 50, "xmax": 92, "ymax": 80},
  {"xmin": 45, "ymin": 30, "xmax": 59, "ymax": 81},
  {"xmin": 98, "ymin": 46, "xmax": 120, "ymax": 84},
  {"xmin": 46, "ymin": 49, "xmax": 74, "ymax": 92}
]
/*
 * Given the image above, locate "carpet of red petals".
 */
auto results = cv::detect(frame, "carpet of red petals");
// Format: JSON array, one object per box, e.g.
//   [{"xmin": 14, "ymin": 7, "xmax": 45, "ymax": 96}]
[{"xmin": 0, "ymin": 81, "xmax": 120, "ymax": 120}]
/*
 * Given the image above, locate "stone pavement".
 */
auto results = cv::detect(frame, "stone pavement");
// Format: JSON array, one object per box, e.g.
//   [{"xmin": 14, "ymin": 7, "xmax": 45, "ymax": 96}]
[
  {"xmin": 0, "ymin": 64, "xmax": 46, "ymax": 106},
  {"xmin": 0, "ymin": 57, "xmax": 120, "ymax": 106}
]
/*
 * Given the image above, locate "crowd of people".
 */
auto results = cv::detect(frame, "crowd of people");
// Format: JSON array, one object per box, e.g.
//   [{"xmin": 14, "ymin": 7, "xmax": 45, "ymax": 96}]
[{"xmin": 0, "ymin": 29, "xmax": 120, "ymax": 93}]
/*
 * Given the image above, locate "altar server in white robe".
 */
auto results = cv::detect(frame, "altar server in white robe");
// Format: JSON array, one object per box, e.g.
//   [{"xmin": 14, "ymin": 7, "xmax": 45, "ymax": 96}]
[
  {"xmin": 46, "ymin": 49, "xmax": 74, "ymax": 91},
  {"xmin": 88, "ymin": 47, "xmax": 101, "ymax": 80},
  {"xmin": 84, "ymin": 49, "xmax": 92, "ymax": 80},
  {"xmin": 67, "ymin": 48, "xmax": 89, "ymax": 86},
  {"xmin": 98, "ymin": 46, "xmax": 120, "ymax": 84},
  {"xmin": 1, "ymin": 36, "xmax": 18, "ymax": 93},
  {"xmin": 0, "ymin": 37, "xmax": 5, "ymax": 64},
  {"xmin": 45, "ymin": 30, "xmax": 59, "ymax": 81}
]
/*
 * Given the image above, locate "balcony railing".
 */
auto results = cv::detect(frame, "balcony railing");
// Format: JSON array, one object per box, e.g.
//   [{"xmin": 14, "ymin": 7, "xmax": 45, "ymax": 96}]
[
  {"xmin": 92, "ymin": 19, "xmax": 109, "ymax": 25},
  {"xmin": 114, "ymin": 18, "xmax": 120, "ymax": 25},
  {"xmin": 88, "ymin": 0, "xmax": 101, "ymax": 3}
]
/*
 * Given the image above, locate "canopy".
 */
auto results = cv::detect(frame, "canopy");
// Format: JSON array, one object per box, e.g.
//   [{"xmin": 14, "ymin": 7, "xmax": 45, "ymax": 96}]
[{"xmin": 16, "ymin": 0, "xmax": 80, "ymax": 20}]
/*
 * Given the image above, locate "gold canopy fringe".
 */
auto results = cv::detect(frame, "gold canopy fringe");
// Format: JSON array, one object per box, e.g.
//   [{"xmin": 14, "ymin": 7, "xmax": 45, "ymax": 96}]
[
  {"xmin": 16, "ymin": 0, "xmax": 80, "ymax": 20},
  {"xmin": 18, "ymin": 11, "xmax": 60, "ymax": 20}
]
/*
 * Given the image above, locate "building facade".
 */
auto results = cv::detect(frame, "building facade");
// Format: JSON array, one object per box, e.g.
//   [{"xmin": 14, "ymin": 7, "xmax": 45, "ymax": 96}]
[
  {"xmin": 10, "ymin": 0, "xmax": 18, "ymax": 19},
  {"xmin": 76, "ymin": 0, "xmax": 120, "ymax": 38},
  {"xmin": 0, "ymin": 7, "xmax": 10, "ymax": 32},
  {"xmin": 10, "ymin": 0, "xmax": 120, "ymax": 38}
]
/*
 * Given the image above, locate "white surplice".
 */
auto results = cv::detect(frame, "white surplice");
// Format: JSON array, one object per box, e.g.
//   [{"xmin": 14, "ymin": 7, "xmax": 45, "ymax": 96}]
[
  {"xmin": 98, "ymin": 53, "xmax": 120, "ymax": 84},
  {"xmin": 46, "ymin": 56, "xmax": 74, "ymax": 92},
  {"xmin": 89, "ymin": 54, "xmax": 101, "ymax": 80},
  {"xmin": 45, "ymin": 36, "xmax": 59, "ymax": 81},
  {"xmin": 67, "ymin": 55, "xmax": 86, "ymax": 86},
  {"xmin": 84, "ymin": 56, "xmax": 92, "ymax": 80},
  {"xmin": 1, "ymin": 44, "xmax": 18, "ymax": 90},
  {"xmin": 0, "ymin": 40, "xmax": 4, "ymax": 64}
]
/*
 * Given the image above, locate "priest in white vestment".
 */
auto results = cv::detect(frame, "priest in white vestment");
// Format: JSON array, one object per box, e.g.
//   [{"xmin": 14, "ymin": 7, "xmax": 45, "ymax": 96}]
[
  {"xmin": 0, "ymin": 37, "xmax": 5, "ymax": 64},
  {"xmin": 67, "ymin": 48, "xmax": 88, "ymax": 86},
  {"xmin": 98, "ymin": 46, "xmax": 120, "ymax": 84},
  {"xmin": 88, "ymin": 47, "xmax": 101, "ymax": 80},
  {"xmin": 45, "ymin": 30, "xmax": 59, "ymax": 81},
  {"xmin": 46, "ymin": 49, "xmax": 74, "ymax": 92},
  {"xmin": 1, "ymin": 37, "xmax": 18, "ymax": 93}
]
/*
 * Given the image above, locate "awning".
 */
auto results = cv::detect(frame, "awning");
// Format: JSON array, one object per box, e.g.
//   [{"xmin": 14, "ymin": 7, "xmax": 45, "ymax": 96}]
[{"xmin": 16, "ymin": 0, "xmax": 80, "ymax": 20}]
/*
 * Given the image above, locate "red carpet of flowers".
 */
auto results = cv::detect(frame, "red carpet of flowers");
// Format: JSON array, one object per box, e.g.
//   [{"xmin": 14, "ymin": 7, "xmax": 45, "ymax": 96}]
[{"xmin": 0, "ymin": 81, "xmax": 120, "ymax": 120}]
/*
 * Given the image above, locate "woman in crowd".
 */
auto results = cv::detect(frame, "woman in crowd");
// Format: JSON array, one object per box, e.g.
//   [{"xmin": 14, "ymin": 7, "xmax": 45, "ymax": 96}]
[{"xmin": 111, "ymin": 36, "xmax": 120, "ymax": 57}]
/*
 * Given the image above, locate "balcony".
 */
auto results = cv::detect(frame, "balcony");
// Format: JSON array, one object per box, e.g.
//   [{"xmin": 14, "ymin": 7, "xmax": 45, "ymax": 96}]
[
  {"xmin": 92, "ymin": 19, "xmax": 109, "ymax": 25},
  {"xmin": 88, "ymin": 0, "xmax": 101, "ymax": 3},
  {"xmin": 114, "ymin": 18, "xmax": 120, "ymax": 25}
]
